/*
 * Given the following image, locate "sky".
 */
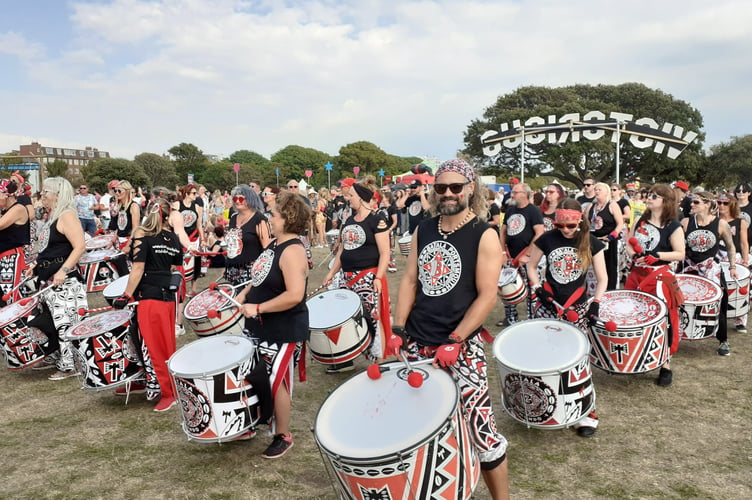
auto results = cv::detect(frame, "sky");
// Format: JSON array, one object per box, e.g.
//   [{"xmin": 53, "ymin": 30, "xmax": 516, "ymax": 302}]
[{"xmin": 1, "ymin": 0, "xmax": 751, "ymax": 164}]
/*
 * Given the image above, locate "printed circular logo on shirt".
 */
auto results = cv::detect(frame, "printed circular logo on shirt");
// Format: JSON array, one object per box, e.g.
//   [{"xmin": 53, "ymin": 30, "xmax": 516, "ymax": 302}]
[
  {"xmin": 38, "ymin": 223, "xmax": 50, "ymax": 252},
  {"xmin": 225, "ymin": 227, "xmax": 243, "ymax": 259},
  {"xmin": 417, "ymin": 240, "xmax": 462, "ymax": 296},
  {"xmin": 543, "ymin": 217, "xmax": 555, "ymax": 232},
  {"xmin": 117, "ymin": 209, "xmax": 128, "ymax": 231},
  {"xmin": 181, "ymin": 210, "xmax": 197, "ymax": 228},
  {"xmin": 686, "ymin": 229, "xmax": 717, "ymax": 253},
  {"xmin": 408, "ymin": 200, "xmax": 423, "ymax": 217},
  {"xmin": 341, "ymin": 224, "xmax": 366, "ymax": 251},
  {"xmin": 548, "ymin": 246, "xmax": 583, "ymax": 284},
  {"xmin": 591, "ymin": 215, "xmax": 604, "ymax": 231},
  {"xmin": 634, "ymin": 223, "xmax": 661, "ymax": 252},
  {"xmin": 506, "ymin": 213, "xmax": 527, "ymax": 236},
  {"xmin": 251, "ymin": 249, "xmax": 274, "ymax": 287}
]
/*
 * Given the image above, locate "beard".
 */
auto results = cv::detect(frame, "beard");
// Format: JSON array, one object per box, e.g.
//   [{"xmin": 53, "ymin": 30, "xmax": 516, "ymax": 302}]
[{"xmin": 438, "ymin": 195, "xmax": 468, "ymax": 215}]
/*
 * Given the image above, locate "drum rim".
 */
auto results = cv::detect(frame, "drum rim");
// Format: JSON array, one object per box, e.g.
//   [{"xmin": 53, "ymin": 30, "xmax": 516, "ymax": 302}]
[
  {"xmin": 675, "ymin": 273, "xmax": 723, "ymax": 302},
  {"xmin": 80, "ymin": 248, "xmax": 119, "ymax": 263},
  {"xmin": 168, "ymin": 335, "xmax": 255, "ymax": 377},
  {"xmin": 183, "ymin": 285, "xmax": 236, "ymax": 319},
  {"xmin": 306, "ymin": 289, "xmax": 363, "ymax": 329},
  {"xmin": 0, "ymin": 297, "xmax": 40, "ymax": 328},
  {"xmin": 721, "ymin": 261, "xmax": 751, "ymax": 280},
  {"xmin": 313, "ymin": 362, "xmax": 459, "ymax": 458}
]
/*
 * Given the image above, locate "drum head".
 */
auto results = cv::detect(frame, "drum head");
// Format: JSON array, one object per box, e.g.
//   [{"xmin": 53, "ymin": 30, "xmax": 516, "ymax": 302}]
[
  {"xmin": 676, "ymin": 274, "xmax": 723, "ymax": 303},
  {"xmin": 498, "ymin": 268, "xmax": 518, "ymax": 287},
  {"xmin": 184, "ymin": 285, "xmax": 235, "ymax": 319},
  {"xmin": 598, "ymin": 290, "xmax": 666, "ymax": 324},
  {"xmin": 0, "ymin": 297, "xmax": 40, "ymax": 327},
  {"xmin": 721, "ymin": 262, "xmax": 751, "ymax": 281},
  {"xmin": 493, "ymin": 319, "xmax": 589, "ymax": 374},
  {"xmin": 307, "ymin": 290, "xmax": 362, "ymax": 330},
  {"xmin": 65, "ymin": 310, "xmax": 132, "ymax": 339},
  {"xmin": 315, "ymin": 362, "xmax": 457, "ymax": 459},
  {"xmin": 85, "ymin": 234, "xmax": 114, "ymax": 250},
  {"xmin": 80, "ymin": 248, "xmax": 119, "ymax": 264},
  {"xmin": 103, "ymin": 275, "xmax": 130, "ymax": 299},
  {"xmin": 168, "ymin": 335, "xmax": 254, "ymax": 377}
]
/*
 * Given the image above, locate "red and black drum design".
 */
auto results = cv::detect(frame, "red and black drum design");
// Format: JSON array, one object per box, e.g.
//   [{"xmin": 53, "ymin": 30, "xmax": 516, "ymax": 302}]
[
  {"xmin": 588, "ymin": 290, "xmax": 668, "ymax": 374},
  {"xmin": 676, "ymin": 274, "xmax": 722, "ymax": 340},
  {"xmin": 722, "ymin": 263, "xmax": 750, "ymax": 319},
  {"xmin": 183, "ymin": 285, "xmax": 243, "ymax": 337},
  {"xmin": 0, "ymin": 297, "xmax": 49, "ymax": 370},
  {"xmin": 65, "ymin": 310, "xmax": 143, "ymax": 390},
  {"xmin": 78, "ymin": 248, "xmax": 122, "ymax": 293}
]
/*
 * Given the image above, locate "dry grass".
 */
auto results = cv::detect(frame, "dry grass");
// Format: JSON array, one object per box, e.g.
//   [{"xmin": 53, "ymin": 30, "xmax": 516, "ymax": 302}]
[{"xmin": 1, "ymin": 246, "xmax": 751, "ymax": 499}]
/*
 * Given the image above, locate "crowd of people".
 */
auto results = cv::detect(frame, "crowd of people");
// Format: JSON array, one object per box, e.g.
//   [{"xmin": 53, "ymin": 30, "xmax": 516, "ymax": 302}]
[{"xmin": 3, "ymin": 165, "xmax": 751, "ymax": 499}]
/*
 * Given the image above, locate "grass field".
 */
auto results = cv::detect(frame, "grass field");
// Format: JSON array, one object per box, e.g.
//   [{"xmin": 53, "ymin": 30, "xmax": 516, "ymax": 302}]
[{"xmin": 1, "ymin": 246, "xmax": 751, "ymax": 499}]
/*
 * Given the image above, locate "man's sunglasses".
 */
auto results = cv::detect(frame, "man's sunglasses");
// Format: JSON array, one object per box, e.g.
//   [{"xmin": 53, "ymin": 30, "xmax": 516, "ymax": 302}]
[{"xmin": 434, "ymin": 182, "xmax": 470, "ymax": 195}]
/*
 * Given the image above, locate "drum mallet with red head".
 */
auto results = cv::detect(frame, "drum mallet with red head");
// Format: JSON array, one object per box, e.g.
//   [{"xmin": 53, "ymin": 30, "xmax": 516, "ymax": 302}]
[
  {"xmin": 548, "ymin": 298, "xmax": 580, "ymax": 322},
  {"xmin": 208, "ymin": 282, "xmax": 243, "ymax": 308},
  {"xmin": 2, "ymin": 276, "xmax": 31, "ymax": 302},
  {"xmin": 367, "ymin": 357, "xmax": 433, "ymax": 388},
  {"xmin": 78, "ymin": 302, "xmax": 138, "ymax": 316}
]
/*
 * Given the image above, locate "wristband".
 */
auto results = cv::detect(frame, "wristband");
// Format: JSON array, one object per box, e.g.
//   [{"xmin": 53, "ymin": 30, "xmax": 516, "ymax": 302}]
[
  {"xmin": 448, "ymin": 332, "xmax": 463, "ymax": 344},
  {"xmin": 61, "ymin": 265, "xmax": 71, "ymax": 273}
]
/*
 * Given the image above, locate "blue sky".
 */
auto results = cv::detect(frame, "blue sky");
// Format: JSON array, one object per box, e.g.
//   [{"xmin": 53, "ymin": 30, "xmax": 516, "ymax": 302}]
[{"xmin": 1, "ymin": 0, "xmax": 751, "ymax": 163}]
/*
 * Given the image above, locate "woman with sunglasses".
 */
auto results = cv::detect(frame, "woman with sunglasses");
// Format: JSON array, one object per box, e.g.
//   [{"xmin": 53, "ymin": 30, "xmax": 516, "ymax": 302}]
[
  {"xmin": 323, "ymin": 175, "xmax": 391, "ymax": 373},
  {"xmin": 733, "ymin": 183, "xmax": 752, "ymax": 257},
  {"xmin": 681, "ymin": 191, "xmax": 737, "ymax": 357},
  {"xmin": 178, "ymin": 184, "xmax": 206, "ymax": 296},
  {"xmin": 717, "ymin": 193, "xmax": 749, "ymax": 333},
  {"xmin": 584, "ymin": 182, "xmax": 624, "ymax": 291},
  {"xmin": 261, "ymin": 186, "xmax": 279, "ymax": 219},
  {"xmin": 540, "ymin": 183, "xmax": 566, "ymax": 231},
  {"xmin": 625, "ymin": 184, "xmax": 685, "ymax": 387},
  {"xmin": 108, "ymin": 180, "xmax": 141, "ymax": 254},
  {"xmin": 0, "ymin": 178, "xmax": 31, "ymax": 304},
  {"xmin": 224, "ymin": 185, "xmax": 270, "ymax": 285},
  {"xmin": 526, "ymin": 198, "xmax": 607, "ymax": 437}
]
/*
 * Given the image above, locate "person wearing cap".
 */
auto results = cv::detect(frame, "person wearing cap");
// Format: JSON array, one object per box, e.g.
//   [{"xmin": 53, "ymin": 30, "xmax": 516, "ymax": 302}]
[
  {"xmin": 674, "ymin": 180, "xmax": 691, "ymax": 219},
  {"xmin": 391, "ymin": 159, "xmax": 510, "ymax": 498},
  {"xmin": 500, "ymin": 177, "xmax": 520, "ymax": 213},
  {"xmin": 74, "ymin": 184, "xmax": 98, "ymax": 236},
  {"xmin": 396, "ymin": 179, "xmax": 429, "ymax": 234}
]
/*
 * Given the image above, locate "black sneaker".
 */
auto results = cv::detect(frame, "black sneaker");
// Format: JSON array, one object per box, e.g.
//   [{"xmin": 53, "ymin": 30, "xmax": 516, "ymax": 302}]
[
  {"xmin": 656, "ymin": 367, "xmax": 673, "ymax": 387},
  {"xmin": 261, "ymin": 433, "xmax": 293, "ymax": 459},
  {"xmin": 326, "ymin": 361, "xmax": 354, "ymax": 373},
  {"xmin": 574, "ymin": 412, "xmax": 598, "ymax": 437},
  {"xmin": 735, "ymin": 325, "xmax": 747, "ymax": 333},
  {"xmin": 717, "ymin": 342, "xmax": 730, "ymax": 356}
]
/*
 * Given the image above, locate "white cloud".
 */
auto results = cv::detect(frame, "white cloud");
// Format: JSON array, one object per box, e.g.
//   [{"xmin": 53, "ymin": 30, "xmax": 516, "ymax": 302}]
[{"xmin": 2, "ymin": 0, "xmax": 752, "ymax": 163}]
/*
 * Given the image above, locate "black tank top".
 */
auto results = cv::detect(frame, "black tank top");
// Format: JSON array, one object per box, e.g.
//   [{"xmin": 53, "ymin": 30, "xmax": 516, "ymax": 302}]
[
  {"xmin": 406, "ymin": 216, "xmax": 489, "ymax": 346},
  {"xmin": 36, "ymin": 218, "xmax": 74, "ymax": 281},
  {"xmin": 226, "ymin": 211, "xmax": 266, "ymax": 268},
  {"xmin": 721, "ymin": 218, "xmax": 741, "ymax": 255},
  {"xmin": 179, "ymin": 200, "xmax": 200, "ymax": 236},
  {"xmin": 686, "ymin": 216, "xmax": 720, "ymax": 263},
  {"xmin": 0, "ymin": 202, "xmax": 30, "ymax": 254},
  {"xmin": 110, "ymin": 201, "xmax": 136, "ymax": 238},
  {"xmin": 590, "ymin": 202, "xmax": 617, "ymax": 237},
  {"xmin": 245, "ymin": 238, "xmax": 309, "ymax": 343},
  {"xmin": 133, "ymin": 230, "xmax": 183, "ymax": 300}
]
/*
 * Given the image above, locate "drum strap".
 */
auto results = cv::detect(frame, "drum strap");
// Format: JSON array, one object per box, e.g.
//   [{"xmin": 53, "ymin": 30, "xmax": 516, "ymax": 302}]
[
  {"xmin": 543, "ymin": 282, "xmax": 584, "ymax": 315},
  {"xmin": 510, "ymin": 245, "xmax": 530, "ymax": 267}
]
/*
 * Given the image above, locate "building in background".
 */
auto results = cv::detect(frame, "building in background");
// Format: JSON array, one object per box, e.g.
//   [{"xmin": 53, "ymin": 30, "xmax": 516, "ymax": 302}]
[{"xmin": 17, "ymin": 141, "xmax": 110, "ymax": 176}]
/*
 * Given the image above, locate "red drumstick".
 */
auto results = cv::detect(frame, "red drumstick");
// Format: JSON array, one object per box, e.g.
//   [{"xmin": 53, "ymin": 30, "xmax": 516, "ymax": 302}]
[
  {"xmin": 550, "ymin": 298, "xmax": 580, "ymax": 322},
  {"xmin": 2, "ymin": 276, "xmax": 30, "ymax": 301},
  {"xmin": 193, "ymin": 251, "xmax": 227, "ymax": 257},
  {"xmin": 78, "ymin": 302, "xmax": 138, "ymax": 316}
]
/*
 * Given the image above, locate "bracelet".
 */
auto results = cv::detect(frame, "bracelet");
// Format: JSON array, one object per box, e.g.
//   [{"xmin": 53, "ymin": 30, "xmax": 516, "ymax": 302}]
[
  {"xmin": 448, "ymin": 332, "xmax": 463, "ymax": 344},
  {"xmin": 61, "ymin": 265, "xmax": 71, "ymax": 273}
]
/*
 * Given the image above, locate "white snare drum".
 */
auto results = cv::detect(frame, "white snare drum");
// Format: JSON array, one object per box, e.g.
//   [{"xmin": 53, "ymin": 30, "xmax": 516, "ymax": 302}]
[
  {"xmin": 168, "ymin": 336, "xmax": 259, "ymax": 442},
  {"xmin": 78, "ymin": 248, "xmax": 122, "ymax": 293},
  {"xmin": 588, "ymin": 290, "xmax": 668, "ymax": 373},
  {"xmin": 398, "ymin": 234, "xmax": 412, "ymax": 256},
  {"xmin": 0, "ymin": 297, "xmax": 49, "ymax": 370},
  {"xmin": 325, "ymin": 229, "xmax": 340, "ymax": 252},
  {"xmin": 676, "ymin": 274, "xmax": 722, "ymax": 340},
  {"xmin": 85, "ymin": 233, "xmax": 117, "ymax": 251},
  {"xmin": 183, "ymin": 242, "xmax": 198, "ymax": 282},
  {"xmin": 493, "ymin": 319, "xmax": 595, "ymax": 429},
  {"xmin": 498, "ymin": 267, "xmax": 527, "ymax": 305},
  {"xmin": 103, "ymin": 275, "xmax": 129, "ymax": 305},
  {"xmin": 184, "ymin": 285, "xmax": 243, "ymax": 337},
  {"xmin": 65, "ymin": 310, "xmax": 143, "ymax": 390},
  {"xmin": 307, "ymin": 290, "xmax": 369, "ymax": 364},
  {"xmin": 722, "ymin": 263, "xmax": 750, "ymax": 319},
  {"xmin": 314, "ymin": 362, "xmax": 480, "ymax": 499}
]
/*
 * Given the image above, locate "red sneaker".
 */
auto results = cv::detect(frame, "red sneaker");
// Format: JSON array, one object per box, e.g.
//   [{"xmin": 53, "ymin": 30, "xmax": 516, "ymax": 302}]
[{"xmin": 153, "ymin": 396, "xmax": 177, "ymax": 412}]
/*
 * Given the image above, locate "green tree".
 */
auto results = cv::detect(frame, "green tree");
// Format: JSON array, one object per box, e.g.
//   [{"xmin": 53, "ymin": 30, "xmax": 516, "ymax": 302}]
[
  {"xmin": 82, "ymin": 158, "xmax": 149, "ymax": 194},
  {"xmin": 463, "ymin": 83, "xmax": 705, "ymax": 187},
  {"xmin": 134, "ymin": 153, "xmax": 179, "ymax": 189},
  {"xmin": 228, "ymin": 150, "xmax": 269, "ymax": 166},
  {"xmin": 336, "ymin": 141, "xmax": 393, "ymax": 179},
  {"xmin": 168, "ymin": 142, "xmax": 209, "ymax": 183},
  {"xmin": 271, "ymin": 145, "xmax": 332, "ymax": 188},
  {"xmin": 704, "ymin": 135, "xmax": 752, "ymax": 188},
  {"xmin": 46, "ymin": 159, "xmax": 69, "ymax": 178}
]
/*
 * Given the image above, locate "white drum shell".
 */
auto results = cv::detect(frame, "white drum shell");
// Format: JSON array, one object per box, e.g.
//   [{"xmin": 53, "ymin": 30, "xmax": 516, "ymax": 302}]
[
  {"xmin": 722, "ymin": 263, "xmax": 750, "ymax": 319},
  {"xmin": 307, "ymin": 290, "xmax": 370, "ymax": 364},
  {"xmin": 676, "ymin": 274, "xmax": 722, "ymax": 340}
]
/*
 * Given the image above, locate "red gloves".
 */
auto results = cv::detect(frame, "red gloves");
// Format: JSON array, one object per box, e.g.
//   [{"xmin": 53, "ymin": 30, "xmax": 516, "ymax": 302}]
[
  {"xmin": 386, "ymin": 334, "xmax": 403, "ymax": 356},
  {"xmin": 644, "ymin": 254, "xmax": 659, "ymax": 265},
  {"xmin": 434, "ymin": 343, "xmax": 462, "ymax": 367}
]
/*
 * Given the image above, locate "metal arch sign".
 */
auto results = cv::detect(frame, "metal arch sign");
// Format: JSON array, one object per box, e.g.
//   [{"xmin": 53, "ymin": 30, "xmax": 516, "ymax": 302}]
[{"xmin": 480, "ymin": 111, "xmax": 699, "ymax": 160}]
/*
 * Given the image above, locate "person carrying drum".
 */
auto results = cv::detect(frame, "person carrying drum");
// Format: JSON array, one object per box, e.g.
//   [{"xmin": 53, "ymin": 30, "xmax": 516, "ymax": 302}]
[
  {"xmin": 625, "ymin": 184, "xmax": 686, "ymax": 387},
  {"xmin": 224, "ymin": 185, "xmax": 270, "ymax": 285},
  {"xmin": 718, "ymin": 192, "xmax": 749, "ymax": 332},
  {"xmin": 390, "ymin": 159, "xmax": 509, "ymax": 499},
  {"xmin": 29, "ymin": 177, "xmax": 89, "ymax": 380},
  {"xmin": 681, "ymin": 191, "xmax": 737, "ymax": 357},
  {"xmin": 0, "ymin": 178, "xmax": 31, "ymax": 305},
  {"xmin": 498, "ymin": 182, "xmax": 544, "ymax": 326},
  {"xmin": 237, "ymin": 190, "xmax": 311, "ymax": 458},
  {"xmin": 112, "ymin": 197, "xmax": 183, "ymax": 412},
  {"xmin": 323, "ymin": 176, "xmax": 391, "ymax": 373},
  {"xmin": 177, "ymin": 184, "xmax": 206, "ymax": 297},
  {"xmin": 526, "ymin": 198, "xmax": 608, "ymax": 436},
  {"xmin": 106, "ymin": 180, "xmax": 139, "ymax": 277}
]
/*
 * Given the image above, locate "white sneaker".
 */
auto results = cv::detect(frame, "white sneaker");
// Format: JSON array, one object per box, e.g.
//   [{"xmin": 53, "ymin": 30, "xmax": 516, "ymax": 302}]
[{"xmin": 175, "ymin": 325, "xmax": 185, "ymax": 336}]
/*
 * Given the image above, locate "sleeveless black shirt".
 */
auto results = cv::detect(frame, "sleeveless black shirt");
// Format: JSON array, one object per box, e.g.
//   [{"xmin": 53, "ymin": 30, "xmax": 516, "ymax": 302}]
[{"xmin": 685, "ymin": 216, "xmax": 720, "ymax": 263}]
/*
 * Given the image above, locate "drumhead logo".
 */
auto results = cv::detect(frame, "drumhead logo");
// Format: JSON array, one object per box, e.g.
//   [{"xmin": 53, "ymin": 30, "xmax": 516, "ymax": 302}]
[
  {"xmin": 504, "ymin": 373, "xmax": 556, "ymax": 424},
  {"xmin": 548, "ymin": 246, "xmax": 582, "ymax": 284},
  {"xmin": 543, "ymin": 217, "xmax": 555, "ymax": 232},
  {"xmin": 635, "ymin": 223, "xmax": 660, "ymax": 252},
  {"xmin": 418, "ymin": 241, "xmax": 462, "ymax": 296},
  {"xmin": 341, "ymin": 224, "xmax": 366, "ymax": 251},
  {"xmin": 251, "ymin": 249, "xmax": 274, "ymax": 287},
  {"xmin": 686, "ymin": 229, "xmax": 716, "ymax": 253},
  {"xmin": 506, "ymin": 213, "xmax": 526, "ymax": 236}
]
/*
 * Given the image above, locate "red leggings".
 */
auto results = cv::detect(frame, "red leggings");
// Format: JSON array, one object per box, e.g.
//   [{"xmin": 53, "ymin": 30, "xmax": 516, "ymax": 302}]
[{"xmin": 138, "ymin": 299, "xmax": 177, "ymax": 398}]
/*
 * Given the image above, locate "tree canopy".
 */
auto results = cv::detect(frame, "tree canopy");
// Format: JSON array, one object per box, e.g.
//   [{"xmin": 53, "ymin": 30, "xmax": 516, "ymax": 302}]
[
  {"xmin": 134, "ymin": 153, "xmax": 179, "ymax": 189},
  {"xmin": 463, "ymin": 83, "xmax": 706, "ymax": 188},
  {"xmin": 705, "ymin": 135, "xmax": 752, "ymax": 188},
  {"xmin": 82, "ymin": 158, "xmax": 149, "ymax": 194},
  {"xmin": 168, "ymin": 142, "xmax": 209, "ymax": 182}
]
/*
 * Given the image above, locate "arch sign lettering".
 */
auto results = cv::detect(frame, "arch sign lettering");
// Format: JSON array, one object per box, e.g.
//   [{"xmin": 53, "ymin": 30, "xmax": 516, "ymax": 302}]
[{"xmin": 480, "ymin": 111, "xmax": 699, "ymax": 160}]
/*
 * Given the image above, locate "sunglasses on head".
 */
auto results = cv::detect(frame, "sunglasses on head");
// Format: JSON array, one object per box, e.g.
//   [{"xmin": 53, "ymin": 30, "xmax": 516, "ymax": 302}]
[
  {"xmin": 232, "ymin": 195, "xmax": 245, "ymax": 203},
  {"xmin": 434, "ymin": 182, "xmax": 470, "ymax": 195},
  {"xmin": 554, "ymin": 222, "xmax": 579, "ymax": 229}
]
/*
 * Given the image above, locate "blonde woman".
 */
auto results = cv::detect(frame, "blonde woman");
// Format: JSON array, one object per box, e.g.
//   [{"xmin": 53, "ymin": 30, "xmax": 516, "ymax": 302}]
[
  {"xmin": 314, "ymin": 187, "xmax": 330, "ymax": 247},
  {"xmin": 584, "ymin": 182, "xmax": 624, "ymax": 290}
]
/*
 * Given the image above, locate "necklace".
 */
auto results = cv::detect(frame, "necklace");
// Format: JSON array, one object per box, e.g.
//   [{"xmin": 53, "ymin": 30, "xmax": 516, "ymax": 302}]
[{"xmin": 438, "ymin": 211, "xmax": 474, "ymax": 239}]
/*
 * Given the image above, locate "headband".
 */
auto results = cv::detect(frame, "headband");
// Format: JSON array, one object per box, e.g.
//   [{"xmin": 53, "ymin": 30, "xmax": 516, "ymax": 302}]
[
  {"xmin": 435, "ymin": 159, "xmax": 475, "ymax": 182},
  {"xmin": 555, "ymin": 209, "xmax": 582, "ymax": 222},
  {"xmin": 353, "ymin": 183, "xmax": 373, "ymax": 203}
]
